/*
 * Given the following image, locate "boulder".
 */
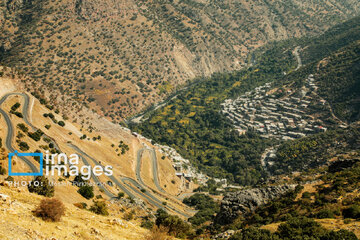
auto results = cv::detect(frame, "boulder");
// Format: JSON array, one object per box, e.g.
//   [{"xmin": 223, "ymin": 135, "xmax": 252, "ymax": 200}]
[
  {"xmin": 215, "ymin": 184, "xmax": 296, "ymax": 224},
  {"xmin": 0, "ymin": 193, "xmax": 10, "ymax": 203}
]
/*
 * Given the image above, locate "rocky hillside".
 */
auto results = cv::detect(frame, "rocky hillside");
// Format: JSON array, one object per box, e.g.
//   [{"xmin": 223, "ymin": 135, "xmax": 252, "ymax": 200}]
[
  {"xmin": 130, "ymin": 15, "xmax": 360, "ymax": 186},
  {"xmin": 0, "ymin": 185, "xmax": 148, "ymax": 240},
  {"xmin": 1, "ymin": 0, "xmax": 360, "ymax": 121},
  {"xmin": 215, "ymin": 185, "xmax": 296, "ymax": 224}
]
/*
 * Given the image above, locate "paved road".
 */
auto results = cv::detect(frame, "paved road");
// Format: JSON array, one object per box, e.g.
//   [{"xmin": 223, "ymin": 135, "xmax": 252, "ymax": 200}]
[
  {"xmin": 0, "ymin": 93, "xmax": 116, "ymax": 198},
  {"xmin": 76, "ymin": 153, "xmax": 115, "ymax": 199},
  {"xmin": 135, "ymin": 147, "xmax": 194, "ymax": 217},
  {"xmin": 135, "ymin": 147, "xmax": 166, "ymax": 193},
  {"xmin": 135, "ymin": 148, "xmax": 146, "ymax": 187},
  {"xmin": 68, "ymin": 143, "xmax": 135, "ymax": 199},
  {"xmin": 122, "ymin": 177, "xmax": 165, "ymax": 210},
  {"xmin": 0, "ymin": 92, "xmax": 191, "ymax": 217},
  {"xmin": 70, "ymin": 144, "xmax": 192, "ymax": 217},
  {"xmin": 150, "ymin": 148, "xmax": 167, "ymax": 193},
  {"xmin": 293, "ymin": 46, "xmax": 303, "ymax": 71},
  {"xmin": 0, "ymin": 93, "xmax": 39, "ymax": 173}
]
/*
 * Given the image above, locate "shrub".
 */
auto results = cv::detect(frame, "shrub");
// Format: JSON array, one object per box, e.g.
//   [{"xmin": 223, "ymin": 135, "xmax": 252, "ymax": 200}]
[
  {"xmin": 302, "ymin": 191, "xmax": 312, "ymax": 199},
  {"xmin": 34, "ymin": 198, "xmax": 65, "ymax": 222},
  {"xmin": 320, "ymin": 229, "xmax": 358, "ymax": 240},
  {"xmin": 141, "ymin": 219, "xmax": 154, "ymax": 229},
  {"xmin": 78, "ymin": 185, "xmax": 94, "ymax": 199},
  {"xmin": 58, "ymin": 121, "xmax": 65, "ymax": 127},
  {"xmin": 277, "ymin": 217, "xmax": 326, "ymax": 239},
  {"xmin": 344, "ymin": 218, "xmax": 352, "ymax": 224},
  {"xmin": 183, "ymin": 193, "xmax": 220, "ymax": 226},
  {"xmin": 11, "ymin": 103, "xmax": 21, "ymax": 111},
  {"xmin": 117, "ymin": 192, "xmax": 125, "ymax": 199},
  {"xmin": 0, "ymin": 165, "xmax": 6, "ymax": 175},
  {"xmin": 73, "ymin": 174, "xmax": 87, "ymax": 185},
  {"xmin": 124, "ymin": 210, "xmax": 136, "ymax": 220},
  {"xmin": 90, "ymin": 201, "xmax": 109, "ymax": 216},
  {"xmin": 145, "ymin": 226, "xmax": 171, "ymax": 240},
  {"xmin": 17, "ymin": 123, "xmax": 28, "ymax": 132},
  {"xmin": 343, "ymin": 205, "xmax": 360, "ymax": 219},
  {"xmin": 14, "ymin": 112, "xmax": 23, "ymax": 118},
  {"xmin": 19, "ymin": 141, "xmax": 30, "ymax": 151},
  {"xmin": 74, "ymin": 202, "xmax": 87, "ymax": 209},
  {"xmin": 28, "ymin": 176, "xmax": 54, "ymax": 197},
  {"xmin": 155, "ymin": 209, "xmax": 193, "ymax": 238},
  {"xmin": 316, "ymin": 209, "xmax": 335, "ymax": 219},
  {"xmin": 229, "ymin": 228, "xmax": 275, "ymax": 240},
  {"xmin": 5, "ymin": 176, "xmax": 14, "ymax": 181},
  {"xmin": 28, "ymin": 129, "xmax": 44, "ymax": 141}
]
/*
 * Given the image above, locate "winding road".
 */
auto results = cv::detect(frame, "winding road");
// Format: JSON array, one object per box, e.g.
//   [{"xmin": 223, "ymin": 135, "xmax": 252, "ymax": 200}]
[
  {"xmin": 136, "ymin": 147, "xmax": 165, "ymax": 193},
  {"xmin": 0, "ymin": 92, "xmax": 192, "ymax": 217},
  {"xmin": 150, "ymin": 148, "xmax": 166, "ymax": 193},
  {"xmin": 69, "ymin": 143, "xmax": 192, "ymax": 217},
  {"xmin": 0, "ymin": 93, "xmax": 39, "ymax": 174},
  {"xmin": 135, "ymin": 146, "xmax": 195, "ymax": 217},
  {"xmin": 293, "ymin": 46, "xmax": 303, "ymax": 71}
]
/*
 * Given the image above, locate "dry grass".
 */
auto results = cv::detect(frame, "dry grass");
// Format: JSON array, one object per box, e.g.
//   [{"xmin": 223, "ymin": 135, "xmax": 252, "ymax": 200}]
[
  {"xmin": 0, "ymin": 78, "xmax": 190, "ymax": 218},
  {"xmin": 145, "ymin": 226, "xmax": 172, "ymax": 240},
  {"xmin": 0, "ymin": 186, "xmax": 148, "ymax": 240}
]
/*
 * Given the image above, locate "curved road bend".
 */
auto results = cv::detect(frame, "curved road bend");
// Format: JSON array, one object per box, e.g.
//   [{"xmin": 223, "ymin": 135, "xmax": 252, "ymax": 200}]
[
  {"xmin": 68, "ymin": 143, "xmax": 136, "ymax": 199},
  {"xmin": 122, "ymin": 177, "xmax": 193, "ymax": 217},
  {"xmin": 5, "ymin": 93, "xmax": 61, "ymax": 150},
  {"xmin": 136, "ymin": 148, "xmax": 181, "ymax": 201},
  {"xmin": 0, "ymin": 93, "xmax": 189, "ymax": 217},
  {"xmin": 76, "ymin": 153, "xmax": 115, "ymax": 199},
  {"xmin": 150, "ymin": 148, "xmax": 167, "ymax": 193},
  {"xmin": 135, "ymin": 148, "xmax": 146, "ymax": 187},
  {"xmin": 124, "ymin": 175, "xmax": 192, "ymax": 217},
  {"xmin": 0, "ymin": 93, "xmax": 39, "ymax": 173},
  {"xmin": 135, "ymin": 148, "xmax": 166, "ymax": 194},
  {"xmin": 69, "ymin": 144, "xmax": 169, "ymax": 211},
  {"xmin": 135, "ymin": 147, "xmax": 194, "ymax": 217},
  {"xmin": 69, "ymin": 144, "xmax": 191, "ymax": 218}
]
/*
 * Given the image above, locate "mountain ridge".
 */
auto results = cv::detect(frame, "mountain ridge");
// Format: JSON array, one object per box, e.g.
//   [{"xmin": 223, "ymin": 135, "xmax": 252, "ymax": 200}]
[{"xmin": 1, "ymin": 0, "xmax": 360, "ymax": 121}]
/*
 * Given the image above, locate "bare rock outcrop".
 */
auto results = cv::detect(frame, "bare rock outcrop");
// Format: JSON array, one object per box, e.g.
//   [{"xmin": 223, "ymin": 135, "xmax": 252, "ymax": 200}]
[{"xmin": 215, "ymin": 185, "xmax": 296, "ymax": 224}]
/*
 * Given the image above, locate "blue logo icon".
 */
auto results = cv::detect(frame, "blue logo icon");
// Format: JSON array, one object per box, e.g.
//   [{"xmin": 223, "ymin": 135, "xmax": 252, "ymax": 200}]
[{"xmin": 8, "ymin": 151, "xmax": 43, "ymax": 176}]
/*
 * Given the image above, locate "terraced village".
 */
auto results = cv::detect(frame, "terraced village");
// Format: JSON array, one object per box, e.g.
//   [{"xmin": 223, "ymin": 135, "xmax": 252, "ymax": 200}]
[{"xmin": 221, "ymin": 74, "xmax": 341, "ymax": 141}]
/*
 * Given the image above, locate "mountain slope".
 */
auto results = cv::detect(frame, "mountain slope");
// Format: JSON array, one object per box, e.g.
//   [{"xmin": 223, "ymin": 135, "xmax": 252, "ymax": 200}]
[
  {"xmin": 1, "ymin": 0, "xmax": 360, "ymax": 121},
  {"xmin": 130, "ymin": 16, "xmax": 360, "ymax": 185},
  {"xmin": 315, "ymin": 41, "xmax": 360, "ymax": 122},
  {"xmin": 0, "ymin": 186, "xmax": 148, "ymax": 240}
]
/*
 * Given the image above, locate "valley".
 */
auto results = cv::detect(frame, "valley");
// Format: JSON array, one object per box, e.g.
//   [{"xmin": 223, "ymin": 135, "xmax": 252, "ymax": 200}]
[
  {"xmin": 1, "ymin": 0, "xmax": 360, "ymax": 123},
  {"xmin": 0, "ymin": 2, "xmax": 359, "ymax": 239}
]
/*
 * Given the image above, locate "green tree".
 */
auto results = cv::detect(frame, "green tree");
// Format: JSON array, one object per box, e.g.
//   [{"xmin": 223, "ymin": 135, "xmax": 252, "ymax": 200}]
[
  {"xmin": 155, "ymin": 209, "xmax": 193, "ymax": 238},
  {"xmin": 229, "ymin": 228, "xmax": 279, "ymax": 240},
  {"xmin": 277, "ymin": 217, "xmax": 326, "ymax": 239},
  {"xmin": 28, "ymin": 176, "xmax": 54, "ymax": 197},
  {"xmin": 90, "ymin": 201, "xmax": 109, "ymax": 216},
  {"xmin": 342, "ymin": 205, "xmax": 360, "ymax": 219},
  {"xmin": 78, "ymin": 185, "xmax": 94, "ymax": 199}
]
